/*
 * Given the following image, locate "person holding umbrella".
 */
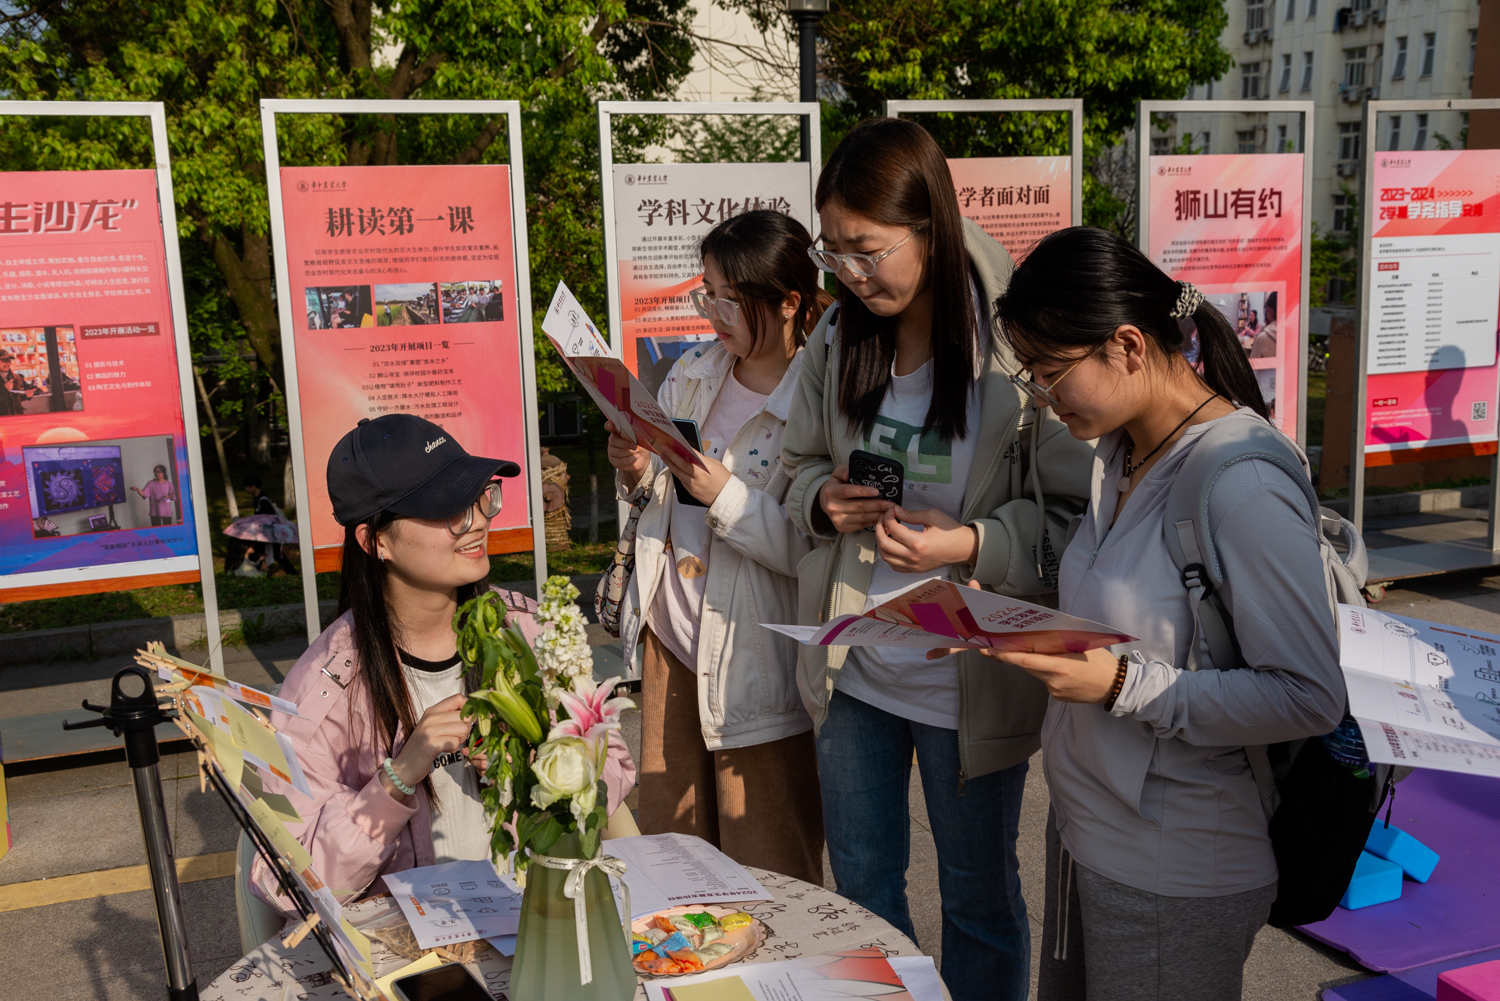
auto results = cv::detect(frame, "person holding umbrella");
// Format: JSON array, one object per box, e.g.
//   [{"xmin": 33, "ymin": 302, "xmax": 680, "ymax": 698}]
[{"xmin": 229, "ymin": 473, "xmax": 297, "ymax": 575}]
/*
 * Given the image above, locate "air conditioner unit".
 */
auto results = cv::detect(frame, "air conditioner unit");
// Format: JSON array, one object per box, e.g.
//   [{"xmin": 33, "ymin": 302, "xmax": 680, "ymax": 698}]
[
  {"xmin": 1336, "ymin": 161, "xmax": 1359, "ymax": 177},
  {"xmin": 1351, "ymin": 9, "xmax": 1367, "ymax": 26},
  {"xmin": 1243, "ymin": 29, "xmax": 1257, "ymax": 45},
  {"xmin": 1371, "ymin": 6, "xmax": 1385, "ymax": 22},
  {"xmin": 1339, "ymin": 83, "xmax": 1365, "ymax": 103},
  {"xmin": 1262, "ymin": 28, "xmax": 1275, "ymax": 42}
]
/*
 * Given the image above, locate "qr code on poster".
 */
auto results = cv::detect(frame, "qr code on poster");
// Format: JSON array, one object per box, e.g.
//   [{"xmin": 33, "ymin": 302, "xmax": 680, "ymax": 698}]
[{"xmin": 1474, "ymin": 401, "xmax": 1488, "ymax": 422}]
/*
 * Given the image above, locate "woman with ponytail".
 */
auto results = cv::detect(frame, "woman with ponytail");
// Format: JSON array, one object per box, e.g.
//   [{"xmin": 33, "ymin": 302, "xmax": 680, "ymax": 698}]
[{"xmin": 989, "ymin": 227, "xmax": 1344, "ymax": 1000}]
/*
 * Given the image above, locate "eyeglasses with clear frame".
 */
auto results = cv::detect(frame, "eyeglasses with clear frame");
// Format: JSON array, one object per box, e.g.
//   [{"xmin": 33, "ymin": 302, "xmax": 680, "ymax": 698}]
[
  {"xmin": 690, "ymin": 286, "xmax": 741, "ymax": 326},
  {"xmin": 1009, "ymin": 358, "xmax": 1085, "ymax": 410},
  {"xmin": 807, "ymin": 228, "xmax": 921, "ymax": 278},
  {"xmin": 446, "ymin": 481, "xmax": 503, "ymax": 536}
]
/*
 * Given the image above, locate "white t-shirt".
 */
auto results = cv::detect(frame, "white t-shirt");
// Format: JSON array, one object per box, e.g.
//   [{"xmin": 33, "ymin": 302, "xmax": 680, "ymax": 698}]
[
  {"xmin": 401, "ymin": 653, "xmax": 491, "ymax": 863},
  {"xmin": 836, "ymin": 358, "xmax": 982, "ymax": 730},
  {"xmin": 646, "ymin": 367, "xmax": 769, "ymax": 670}
]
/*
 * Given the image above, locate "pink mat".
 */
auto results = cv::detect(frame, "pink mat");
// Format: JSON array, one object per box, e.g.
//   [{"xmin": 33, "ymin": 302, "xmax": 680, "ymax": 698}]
[{"xmin": 1299, "ymin": 769, "xmax": 1500, "ymax": 973}]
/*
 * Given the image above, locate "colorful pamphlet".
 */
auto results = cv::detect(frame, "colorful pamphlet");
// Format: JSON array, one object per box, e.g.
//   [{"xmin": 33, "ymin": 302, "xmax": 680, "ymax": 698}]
[
  {"xmin": 646, "ymin": 948, "xmax": 918, "ymax": 1001},
  {"xmin": 541, "ymin": 281, "xmax": 707, "ymax": 470},
  {"xmin": 764, "ymin": 578, "xmax": 1134, "ymax": 654}
]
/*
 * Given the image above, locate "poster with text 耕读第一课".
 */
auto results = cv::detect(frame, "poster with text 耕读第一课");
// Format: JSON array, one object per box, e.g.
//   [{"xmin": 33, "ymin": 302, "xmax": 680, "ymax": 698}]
[
  {"xmin": 1149, "ymin": 153, "xmax": 1304, "ymax": 441},
  {"xmin": 1363, "ymin": 150, "xmax": 1500, "ymax": 466},
  {"xmin": 0, "ymin": 169, "xmax": 202, "ymax": 591},
  {"xmin": 278, "ymin": 164, "xmax": 532, "ymax": 556}
]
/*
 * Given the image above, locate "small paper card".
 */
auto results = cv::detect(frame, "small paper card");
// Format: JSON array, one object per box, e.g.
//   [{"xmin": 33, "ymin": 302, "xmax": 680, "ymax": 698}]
[
  {"xmin": 605, "ymin": 833, "xmax": 772, "ymax": 919},
  {"xmin": 383, "ymin": 859, "xmax": 524, "ymax": 950},
  {"xmin": 763, "ymin": 577, "xmax": 1134, "ymax": 654},
  {"xmin": 148, "ymin": 642, "xmax": 302, "ymax": 716},
  {"xmin": 541, "ymin": 280, "xmax": 707, "ymax": 470}
]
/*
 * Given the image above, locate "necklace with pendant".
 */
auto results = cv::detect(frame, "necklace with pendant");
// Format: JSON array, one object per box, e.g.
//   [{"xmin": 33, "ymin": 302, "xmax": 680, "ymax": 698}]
[{"xmin": 1118, "ymin": 393, "xmax": 1220, "ymax": 492}]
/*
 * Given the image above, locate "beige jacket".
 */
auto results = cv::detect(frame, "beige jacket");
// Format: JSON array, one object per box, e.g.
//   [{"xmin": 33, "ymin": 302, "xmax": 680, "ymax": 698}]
[
  {"xmin": 618, "ymin": 342, "xmax": 816, "ymax": 750},
  {"xmin": 780, "ymin": 218, "xmax": 1096, "ymax": 783}
]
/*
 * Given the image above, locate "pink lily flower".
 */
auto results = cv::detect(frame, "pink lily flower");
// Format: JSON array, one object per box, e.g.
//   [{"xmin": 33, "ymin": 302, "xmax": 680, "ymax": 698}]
[{"xmin": 549, "ymin": 675, "xmax": 633, "ymax": 753}]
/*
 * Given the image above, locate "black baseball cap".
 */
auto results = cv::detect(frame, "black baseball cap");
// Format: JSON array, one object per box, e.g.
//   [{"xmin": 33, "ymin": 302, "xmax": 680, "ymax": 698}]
[{"xmin": 327, "ymin": 414, "xmax": 521, "ymax": 526}]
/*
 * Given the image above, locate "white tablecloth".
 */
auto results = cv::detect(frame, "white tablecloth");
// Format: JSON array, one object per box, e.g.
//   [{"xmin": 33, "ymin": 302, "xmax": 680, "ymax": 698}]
[{"xmin": 202, "ymin": 866, "xmax": 950, "ymax": 1000}]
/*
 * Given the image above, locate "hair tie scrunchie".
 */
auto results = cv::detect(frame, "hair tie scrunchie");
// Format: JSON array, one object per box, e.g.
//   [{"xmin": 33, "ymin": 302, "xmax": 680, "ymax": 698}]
[{"xmin": 1169, "ymin": 280, "xmax": 1204, "ymax": 319}]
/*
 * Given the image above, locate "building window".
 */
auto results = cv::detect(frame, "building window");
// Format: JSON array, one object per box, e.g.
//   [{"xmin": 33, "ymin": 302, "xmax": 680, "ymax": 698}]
[
  {"xmin": 1206, "ymin": 80, "xmax": 1215, "ymax": 100},
  {"xmin": 1151, "ymin": 135, "xmax": 1173, "ymax": 155},
  {"xmin": 1301, "ymin": 52, "xmax": 1315, "ymax": 91},
  {"xmin": 1332, "ymin": 193, "xmax": 1352, "ymax": 234},
  {"xmin": 1392, "ymin": 36, "xmax": 1407, "ymax": 79},
  {"xmin": 1243, "ymin": 61, "xmax": 1263, "ymax": 99},
  {"xmin": 1279, "ymin": 53, "xmax": 1293, "ymax": 92},
  {"xmin": 1247, "ymin": 0, "xmax": 1267, "ymax": 31},
  {"xmin": 1277, "ymin": 123, "xmax": 1290, "ymax": 151},
  {"xmin": 1308, "ymin": 0, "xmax": 1317, "ymax": 16},
  {"xmin": 1202, "ymin": 131, "xmax": 1212, "ymax": 153},
  {"xmin": 1343, "ymin": 47, "xmax": 1367, "ymax": 88},
  {"xmin": 1339, "ymin": 121, "xmax": 1362, "ymax": 161},
  {"xmin": 1471, "ymin": 29, "xmax": 1479, "ymax": 88},
  {"xmin": 1237, "ymin": 129, "xmax": 1258, "ymax": 153},
  {"xmin": 1389, "ymin": 115, "xmax": 1401, "ymax": 150},
  {"xmin": 1421, "ymin": 32, "xmax": 1435, "ymax": 78},
  {"xmin": 1285, "ymin": 0, "xmax": 1295, "ymax": 19},
  {"xmin": 1414, "ymin": 113, "xmax": 1428, "ymax": 151}
]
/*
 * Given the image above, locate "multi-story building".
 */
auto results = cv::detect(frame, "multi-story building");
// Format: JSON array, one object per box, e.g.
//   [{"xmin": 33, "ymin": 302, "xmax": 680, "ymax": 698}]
[{"xmin": 1163, "ymin": 0, "xmax": 1480, "ymax": 235}]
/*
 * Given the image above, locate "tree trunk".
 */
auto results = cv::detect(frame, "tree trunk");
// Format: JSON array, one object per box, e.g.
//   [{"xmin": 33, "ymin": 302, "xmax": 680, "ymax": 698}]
[
  {"xmin": 208, "ymin": 229, "xmax": 281, "ymax": 374},
  {"xmin": 194, "ymin": 365, "xmax": 240, "ymax": 520},
  {"xmin": 282, "ymin": 453, "xmax": 297, "ymax": 515},
  {"xmin": 247, "ymin": 380, "xmax": 270, "ymax": 466}
]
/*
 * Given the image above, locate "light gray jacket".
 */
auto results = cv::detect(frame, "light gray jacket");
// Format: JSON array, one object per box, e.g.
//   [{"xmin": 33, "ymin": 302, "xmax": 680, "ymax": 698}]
[
  {"xmin": 780, "ymin": 218, "xmax": 1096, "ymax": 782},
  {"xmin": 1048, "ymin": 411, "xmax": 1345, "ymax": 897},
  {"xmin": 618, "ymin": 342, "xmax": 815, "ymax": 750}
]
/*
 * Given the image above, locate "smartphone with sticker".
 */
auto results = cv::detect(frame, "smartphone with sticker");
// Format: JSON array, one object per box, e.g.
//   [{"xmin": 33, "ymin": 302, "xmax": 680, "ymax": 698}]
[
  {"xmin": 391, "ymin": 964, "xmax": 491, "ymax": 1001},
  {"xmin": 847, "ymin": 449, "xmax": 904, "ymax": 508},
  {"xmin": 669, "ymin": 418, "xmax": 708, "ymax": 508}
]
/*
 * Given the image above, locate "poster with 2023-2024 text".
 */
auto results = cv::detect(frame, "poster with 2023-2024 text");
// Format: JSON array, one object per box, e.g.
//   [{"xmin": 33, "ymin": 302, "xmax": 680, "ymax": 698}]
[
  {"xmin": 611, "ymin": 162, "xmax": 812, "ymax": 396},
  {"xmin": 0, "ymin": 169, "xmax": 200, "ymax": 588},
  {"xmin": 1363, "ymin": 150, "xmax": 1500, "ymax": 462},
  {"xmin": 279, "ymin": 164, "xmax": 531, "ymax": 553},
  {"xmin": 947, "ymin": 157, "xmax": 1071, "ymax": 262},
  {"xmin": 1148, "ymin": 154, "xmax": 1304, "ymax": 441}
]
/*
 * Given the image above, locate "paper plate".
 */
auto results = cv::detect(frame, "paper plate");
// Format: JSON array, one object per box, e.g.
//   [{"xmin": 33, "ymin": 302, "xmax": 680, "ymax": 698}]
[{"xmin": 631, "ymin": 904, "xmax": 765, "ymax": 978}]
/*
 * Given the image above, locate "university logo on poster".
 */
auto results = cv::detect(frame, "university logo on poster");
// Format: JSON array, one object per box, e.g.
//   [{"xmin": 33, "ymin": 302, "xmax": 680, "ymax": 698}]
[
  {"xmin": 1363, "ymin": 150, "xmax": 1500, "ymax": 463},
  {"xmin": 0, "ymin": 170, "xmax": 200, "ymax": 584},
  {"xmin": 1148, "ymin": 154, "xmax": 1304, "ymax": 440},
  {"xmin": 279, "ymin": 164, "xmax": 531, "ymax": 554},
  {"xmin": 947, "ymin": 157, "xmax": 1071, "ymax": 260},
  {"xmin": 611, "ymin": 162, "xmax": 812, "ymax": 395}
]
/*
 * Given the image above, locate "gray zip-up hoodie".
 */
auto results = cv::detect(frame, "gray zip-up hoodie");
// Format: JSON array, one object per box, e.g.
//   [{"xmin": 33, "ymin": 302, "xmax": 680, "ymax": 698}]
[
  {"xmin": 780, "ymin": 218, "xmax": 1096, "ymax": 782},
  {"xmin": 1049, "ymin": 411, "xmax": 1344, "ymax": 896}
]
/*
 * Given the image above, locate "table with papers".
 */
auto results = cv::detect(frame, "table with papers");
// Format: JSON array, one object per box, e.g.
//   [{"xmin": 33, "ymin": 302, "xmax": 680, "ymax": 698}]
[{"xmin": 202, "ymin": 858, "xmax": 951, "ymax": 1001}]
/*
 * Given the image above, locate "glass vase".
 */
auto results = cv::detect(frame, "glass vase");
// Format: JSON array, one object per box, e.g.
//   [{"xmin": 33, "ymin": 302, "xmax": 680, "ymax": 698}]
[{"xmin": 508, "ymin": 831, "xmax": 636, "ymax": 1001}]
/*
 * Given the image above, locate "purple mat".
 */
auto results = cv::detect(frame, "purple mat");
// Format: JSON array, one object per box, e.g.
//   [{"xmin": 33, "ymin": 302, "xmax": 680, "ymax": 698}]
[
  {"xmin": 1320, "ymin": 945, "xmax": 1500, "ymax": 1000},
  {"xmin": 1299, "ymin": 769, "xmax": 1500, "ymax": 973}
]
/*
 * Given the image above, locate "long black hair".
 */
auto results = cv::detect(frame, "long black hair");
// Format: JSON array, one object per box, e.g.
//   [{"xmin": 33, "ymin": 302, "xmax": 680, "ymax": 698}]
[
  {"xmin": 699, "ymin": 209, "xmax": 833, "ymax": 350},
  {"xmin": 338, "ymin": 514, "xmax": 485, "ymax": 806},
  {"xmin": 816, "ymin": 117, "xmax": 979, "ymax": 441},
  {"xmin": 995, "ymin": 227, "xmax": 1268, "ymax": 420}
]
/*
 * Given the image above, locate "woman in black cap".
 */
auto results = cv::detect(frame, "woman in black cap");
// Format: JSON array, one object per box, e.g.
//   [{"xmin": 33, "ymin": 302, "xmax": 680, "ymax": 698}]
[{"xmin": 250, "ymin": 414, "xmax": 637, "ymax": 913}]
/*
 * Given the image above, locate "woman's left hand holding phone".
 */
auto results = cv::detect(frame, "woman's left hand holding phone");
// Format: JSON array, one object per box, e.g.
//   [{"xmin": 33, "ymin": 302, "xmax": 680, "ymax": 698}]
[
  {"xmin": 380, "ymin": 693, "xmax": 471, "ymax": 803},
  {"xmin": 605, "ymin": 420, "xmax": 653, "ymax": 493},
  {"xmin": 658, "ymin": 442, "xmax": 732, "ymax": 507}
]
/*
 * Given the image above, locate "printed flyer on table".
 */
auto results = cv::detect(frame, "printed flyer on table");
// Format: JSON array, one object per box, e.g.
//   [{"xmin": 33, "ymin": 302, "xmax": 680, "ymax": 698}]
[{"xmin": 0, "ymin": 168, "xmax": 202, "ymax": 588}]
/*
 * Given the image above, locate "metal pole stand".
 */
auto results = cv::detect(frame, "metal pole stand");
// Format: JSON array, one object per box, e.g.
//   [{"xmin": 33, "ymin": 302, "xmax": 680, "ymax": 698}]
[
  {"xmin": 786, "ymin": 0, "xmax": 828, "ymax": 162},
  {"xmin": 65, "ymin": 667, "xmax": 198, "ymax": 1001}
]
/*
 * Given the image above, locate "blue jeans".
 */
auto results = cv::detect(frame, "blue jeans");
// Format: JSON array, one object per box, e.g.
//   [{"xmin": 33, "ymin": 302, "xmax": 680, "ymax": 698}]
[{"xmin": 817, "ymin": 689, "xmax": 1030, "ymax": 1001}]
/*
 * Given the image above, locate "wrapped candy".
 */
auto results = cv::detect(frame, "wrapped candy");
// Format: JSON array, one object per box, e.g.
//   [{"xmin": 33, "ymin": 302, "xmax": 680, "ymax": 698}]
[{"xmin": 719, "ymin": 912, "xmax": 754, "ymax": 932}]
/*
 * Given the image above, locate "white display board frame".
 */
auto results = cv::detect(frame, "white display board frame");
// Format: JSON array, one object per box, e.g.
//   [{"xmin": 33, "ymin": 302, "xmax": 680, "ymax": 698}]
[
  {"xmin": 883, "ymin": 98, "xmax": 1086, "ymax": 230},
  {"xmin": 0, "ymin": 100, "xmax": 224, "ymax": 671},
  {"xmin": 596, "ymin": 100, "xmax": 822, "ymax": 361},
  {"xmin": 260, "ymin": 99, "xmax": 548, "ymax": 643},
  {"xmin": 1351, "ymin": 98, "xmax": 1500, "ymax": 590},
  {"xmin": 1136, "ymin": 99, "xmax": 1316, "ymax": 446}
]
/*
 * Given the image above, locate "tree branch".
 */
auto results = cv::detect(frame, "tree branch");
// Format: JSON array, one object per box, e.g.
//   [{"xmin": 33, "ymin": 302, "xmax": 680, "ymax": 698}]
[{"xmin": 455, "ymin": 116, "xmax": 506, "ymax": 165}]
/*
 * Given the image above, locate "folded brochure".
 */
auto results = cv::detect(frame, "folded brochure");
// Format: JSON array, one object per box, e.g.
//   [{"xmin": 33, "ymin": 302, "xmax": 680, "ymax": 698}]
[
  {"xmin": 645, "ymin": 948, "xmax": 917, "ymax": 1001},
  {"xmin": 541, "ymin": 280, "xmax": 707, "ymax": 470},
  {"xmin": 764, "ymin": 577, "xmax": 1134, "ymax": 654}
]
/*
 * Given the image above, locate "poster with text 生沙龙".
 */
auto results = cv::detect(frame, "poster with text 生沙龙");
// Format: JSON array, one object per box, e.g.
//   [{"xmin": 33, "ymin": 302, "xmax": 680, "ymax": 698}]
[
  {"xmin": 1148, "ymin": 153, "xmax": 1304, "ymax": 441},
  {"xmin": 278, "ymin": 164, "xmax": 532, "ymax": 556},
  {"xmin": 1363, "ymin": 150, "xmax": 1500, "ymax": 465},
  {"xmin": 0, "ymin": 169, "xmax": 202, "ymax": 590}
]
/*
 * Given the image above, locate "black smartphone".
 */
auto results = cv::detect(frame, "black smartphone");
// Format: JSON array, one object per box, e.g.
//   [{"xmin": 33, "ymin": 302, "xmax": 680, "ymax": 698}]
[
  {"xmin": 391, "ymin": 963, "xmax": 492, "ymax": 1001},
  {"xmin": 670, "ymin": 418, "xmax": 708, "ymax": 508},
  {"xmin": 847, "ymin": 449, "xmax": 904, "ymax": 507}
]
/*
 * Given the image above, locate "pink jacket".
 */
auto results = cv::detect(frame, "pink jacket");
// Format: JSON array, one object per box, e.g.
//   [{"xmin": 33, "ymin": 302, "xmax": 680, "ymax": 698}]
[{"xmin": 250, "ymin": 588, "xmax": 637, "ymax": 916}]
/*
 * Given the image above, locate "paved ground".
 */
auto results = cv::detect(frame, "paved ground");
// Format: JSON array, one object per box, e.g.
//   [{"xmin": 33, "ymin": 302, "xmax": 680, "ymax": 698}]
[{"xmin": 3, "ymin": 504, "xmax": 1499, "ymax": 999}]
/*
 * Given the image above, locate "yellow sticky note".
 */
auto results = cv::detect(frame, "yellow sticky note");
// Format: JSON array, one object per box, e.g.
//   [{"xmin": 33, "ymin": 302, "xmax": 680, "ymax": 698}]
[
  {"xmin": 185, "ymin": 706, "xmax": 244, "ymax": 791},
  {"xmin": 245, "ymin": 797, "xmax": 317, "ymax": 880},
  {"xmin": 374, "ymin": 948, "xmax": 443, "ymax": 999},
  {"xmin": 665, "ymin": 978, "xmax": 757, "ymax": 1001},
  {"xmin": 221, "ymin": 697, "xmax": 297, "ymax": 786},
  {"xmin": 241, "ymin": 768, "xmax": 303, "ymax": 825},
  {"xmin": 339, "ymin": 917, "xmax": 374, "ymax": 976}
]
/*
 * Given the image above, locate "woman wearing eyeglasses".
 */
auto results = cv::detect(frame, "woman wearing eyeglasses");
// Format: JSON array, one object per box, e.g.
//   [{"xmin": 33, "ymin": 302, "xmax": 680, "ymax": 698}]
[
  {"xmin": 251, "ymin": 414, "xmax": 637, "ymax": 916},
  {"xmin": 780, "ymin": 117, "xmax": 1094, "ymax": 1001},
  {"xmin": 606, "ymin": 209, "xmax": 833, "ymax": 886}
]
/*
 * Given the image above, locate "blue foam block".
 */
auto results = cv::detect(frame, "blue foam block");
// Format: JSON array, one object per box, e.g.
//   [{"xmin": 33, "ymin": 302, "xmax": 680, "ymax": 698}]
[
  {"xmin": 1340, "ymin": 851, "xmax": 1404, "ymax": 910},
  {"xmin": 1365, "ymin": 822, "xmax": 1441, "ymax": 883}
]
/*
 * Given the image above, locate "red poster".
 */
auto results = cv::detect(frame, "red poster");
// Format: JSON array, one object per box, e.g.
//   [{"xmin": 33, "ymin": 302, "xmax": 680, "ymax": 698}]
[
  {"xmin": 1148, "ymin": 154, "xmax": 1304, "ymax": 440},
  {"xmin": 278, "ymin": 165, "xmax": 532, "ymax": 557},
  {"xmin": 1362, "ymin": 151, "xmax": 1500, "ymax": 464},
  {"xmin": 0, "ymin": 169, "xmax": 201, "ymax": 591},
  {"xmin": 948, "ymin": 157, "xmax": 1072, "ymax": 261}
]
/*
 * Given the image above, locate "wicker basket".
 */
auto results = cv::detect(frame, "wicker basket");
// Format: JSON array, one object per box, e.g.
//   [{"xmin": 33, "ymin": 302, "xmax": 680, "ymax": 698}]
[{"xmin": 540, "ymin": 448, "xmax": 572, "ymax": 550}]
